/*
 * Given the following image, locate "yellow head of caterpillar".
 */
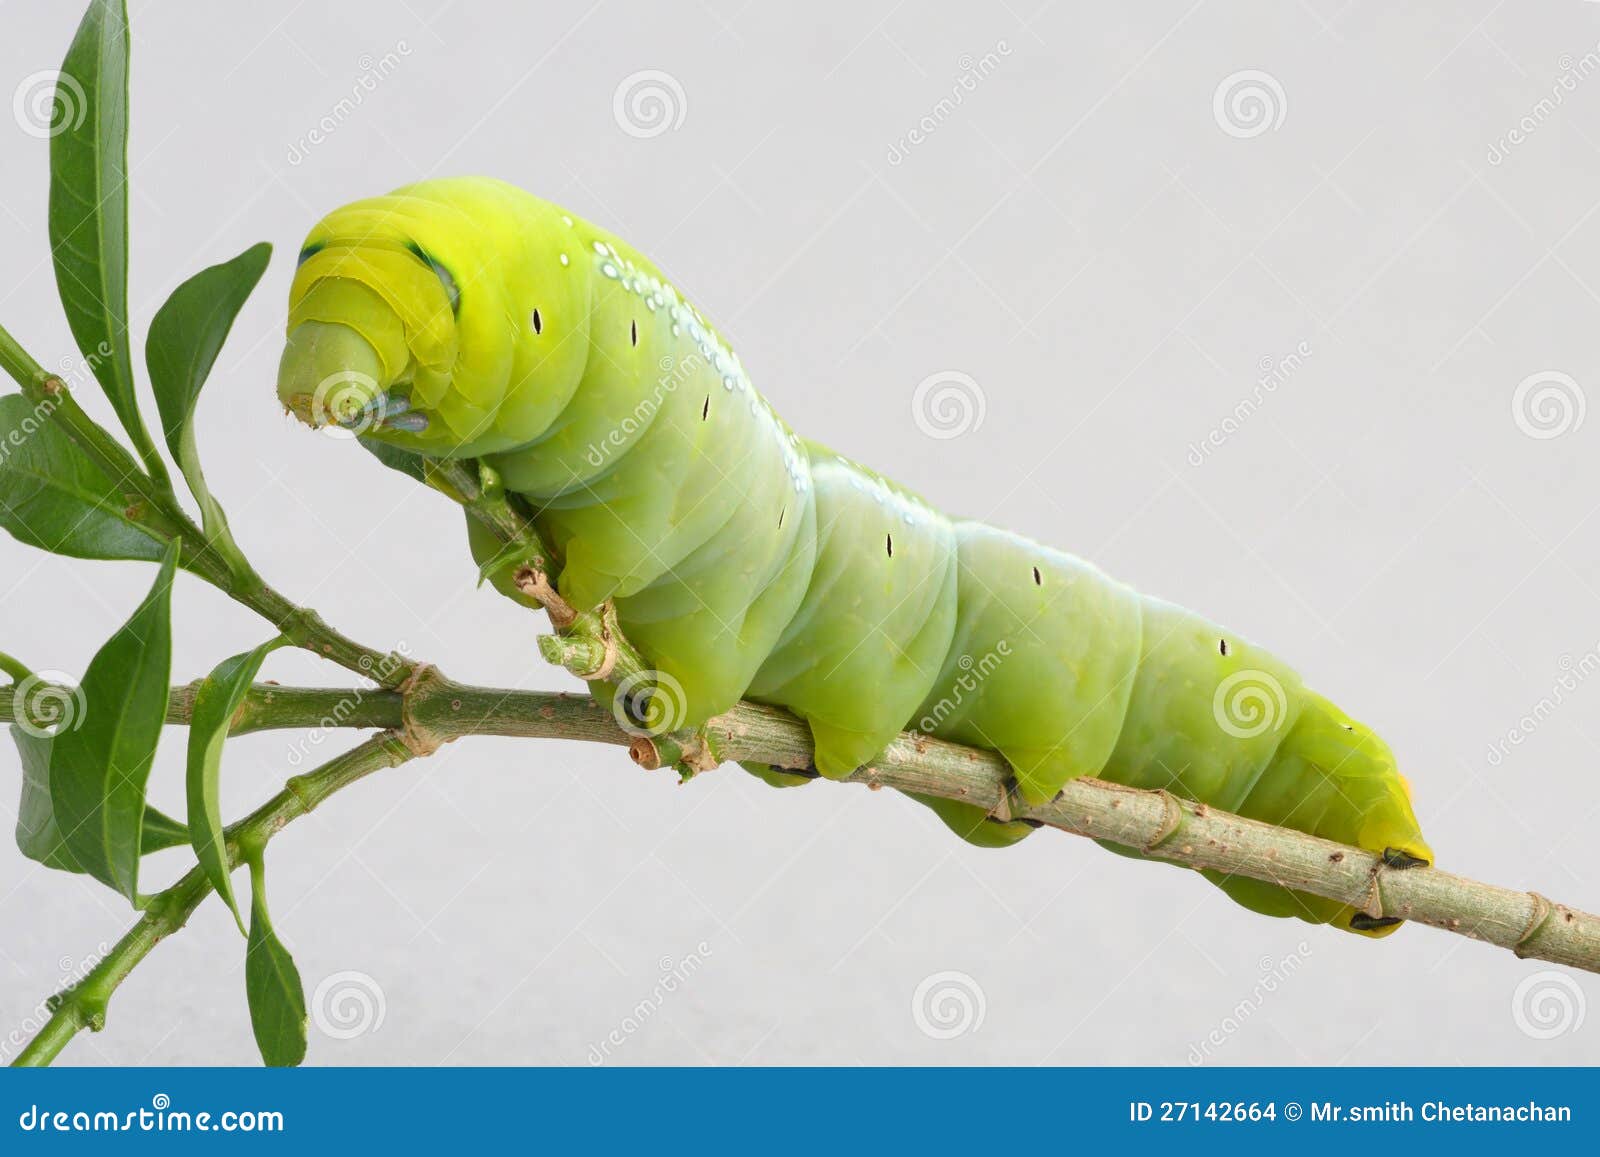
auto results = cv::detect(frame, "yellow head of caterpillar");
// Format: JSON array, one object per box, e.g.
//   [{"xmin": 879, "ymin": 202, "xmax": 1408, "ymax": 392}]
[{"xmin": 276, "ymin": 178, "xmax": 592, "ymax": 457}]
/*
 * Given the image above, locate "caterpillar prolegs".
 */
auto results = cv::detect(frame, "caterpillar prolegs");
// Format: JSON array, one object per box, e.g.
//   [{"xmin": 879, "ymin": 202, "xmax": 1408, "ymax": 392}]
[{"xmin": 276, "ymin": 177, "xmax": 1431, "ymax": 936}]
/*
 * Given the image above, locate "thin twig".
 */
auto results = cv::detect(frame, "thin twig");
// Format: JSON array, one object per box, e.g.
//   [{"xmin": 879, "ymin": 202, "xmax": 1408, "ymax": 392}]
[
  {"xmin": 5, "ymin": 680, "xmax": 1597, "ymax": 991},
  {"xmin": 0, "ymin": 323, "xmax": 415, "ymax": 687},
  {"xmin": 423, "ymin": 456, "xmax": 711, "ymax": 762},
  {"xmin": 8, "ymin": 732, "xmax": 415, "ymax": 1067}
]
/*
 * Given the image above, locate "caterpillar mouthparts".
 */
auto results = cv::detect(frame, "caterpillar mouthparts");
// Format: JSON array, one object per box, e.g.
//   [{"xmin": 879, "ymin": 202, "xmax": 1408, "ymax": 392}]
[
  {"xmin": 379, "ymin": 408, "xmax": 429, "ymax": 434},
  {"xmin": 276, "ymin": 319, "xmax": 427, "ymax": 433}
]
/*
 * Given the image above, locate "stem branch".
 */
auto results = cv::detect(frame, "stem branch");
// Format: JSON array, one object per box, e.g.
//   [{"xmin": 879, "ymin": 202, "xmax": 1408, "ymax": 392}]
[
  {"xmin": 8, "ymin": 733, "xmax": 414, "ymax": 1067},
  {"xmin": 0, "ymin": 323, "xmax": 413, "ymax": 687},
  {"xmin": 5, "ymin": 679, "xmax": 1597, "ymax": 1013},
  {"xmin": 4, "ymin": 325, "xmax": 1595, "ymax": 1065}
]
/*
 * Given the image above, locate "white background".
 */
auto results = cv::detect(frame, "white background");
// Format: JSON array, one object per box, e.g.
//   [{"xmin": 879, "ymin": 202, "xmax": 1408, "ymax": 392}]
[{"xmin": 2, "ymin": 0, "xmax": 1598, "ymax": 1064}]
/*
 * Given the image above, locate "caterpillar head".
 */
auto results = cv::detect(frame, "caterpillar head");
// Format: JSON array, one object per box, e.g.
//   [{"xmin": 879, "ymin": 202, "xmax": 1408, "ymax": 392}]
[{"xmin": 276, "ymin": 178, "xmax": 590, "ymax": 457}]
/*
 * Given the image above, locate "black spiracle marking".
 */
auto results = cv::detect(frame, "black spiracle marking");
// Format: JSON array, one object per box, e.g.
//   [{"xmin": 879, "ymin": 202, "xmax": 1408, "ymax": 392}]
[
  {"xmin": 532, "ymin": 308, "xmax": 543, "ymax": 335},
  {"xmin": 702, "ymin": 396, "xmax": 710, "ymax": 421},
  {"xmin": 1349, "ymin": 913, "xmax": 1403, "ymax": 932},
  {"xmin": 1381, "ymin": 847, "xmax": 1429, "ymax": 869},
  {"xmin": 621, "ymin": 685, "xmax": 655, "ymax": 730},
  {"xmin": 630, "ymin": 319, "xmax": 639, "ymax": 347}
]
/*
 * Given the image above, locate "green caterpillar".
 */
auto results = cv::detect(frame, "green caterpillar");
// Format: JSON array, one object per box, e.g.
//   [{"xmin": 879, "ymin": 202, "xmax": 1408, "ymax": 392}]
[{"xmin": 275, "ymin": 176, "xmax": 1431, "ymax": 936}]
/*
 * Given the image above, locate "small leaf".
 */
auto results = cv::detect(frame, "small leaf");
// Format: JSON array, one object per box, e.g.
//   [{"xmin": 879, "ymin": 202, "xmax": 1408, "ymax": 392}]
[
  {"xmin": 0, "ymin": 394, "xmax": 167, "ymax": 562},
  {"xmin": 358, "ymin": 436, "xmax": 427, "ymax": 483},
  {"xmin": 473, "ymin": 537, "xmax": 530, "ymax": 590},
  {"xmin": 135, "ymin": 804, "xmax": 189, "ymax": 854},
  {"xmin": 14, "ymin": 727, "xmax": 187, "ymax": 871},
  {"xmin": 147, "ymin": 242, "xmax": 272, "ymax": 560},
  {"xmin": 48, "ymin": 540, "xmax": 178, "ymax": 901},
  {"xmin": 464, "ymin": 511, "xmax": 545, "ymax": 609},
  {"xmin": 244, "ymin": 855, "xmax": 308, "ymax": 1067},
  {"xmin": 185, "ymin": 638, "xmax": 283, "ymax": 933},
  {"xmin": 48, "ymin": 0, "xmax": 164, "ymax": 479}
]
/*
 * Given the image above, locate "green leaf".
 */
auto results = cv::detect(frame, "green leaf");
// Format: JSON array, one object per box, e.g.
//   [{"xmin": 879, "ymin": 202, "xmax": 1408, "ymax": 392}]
[
  {"xmin": 14, "ymin": 727, "xmax": 187, "ymax": 872},
  {"xmin": 48, "ymin": 540, "xmax": 178, "ymax": 901},
  {"xmin": 472, "ymin": 537, "xmax": 530, "ymax": 590},
  {"xmin": 185, "ymin": 638, "xmax": 283, "ymax": 934},
  {"xmin": 358, "ymin": 436, "xmax": 428, "ymax": 483},
  {"xmin": 147, "ymin": 243, "xmax": 272, "ymax": 561},
  {"xmin": 135, "ymin": 804, "xmax": 190, "ymax": 853},
  {"xmin": 48, "ymin": 0, "xmax": 165, "ymax": 482},
  {"xmin": 244, "ymin": 855, "xmax": 308, "ymax": 1067},
  {"xmin": 0, "ymin": 393, "xmax": 168, "ymax": 561}
]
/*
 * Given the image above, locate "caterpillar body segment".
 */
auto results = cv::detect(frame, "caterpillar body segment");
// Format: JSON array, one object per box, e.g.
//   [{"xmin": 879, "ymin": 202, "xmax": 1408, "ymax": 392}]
[{"xmin": 277, "ymin": 176, "xmax": 1431, "ymax": 936}]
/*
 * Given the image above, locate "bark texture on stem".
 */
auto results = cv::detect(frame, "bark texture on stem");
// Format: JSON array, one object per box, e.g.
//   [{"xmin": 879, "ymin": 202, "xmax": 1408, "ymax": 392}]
[{"xmin": 5, "ymin": 681, "xmax": 1597, "ymax": 988}]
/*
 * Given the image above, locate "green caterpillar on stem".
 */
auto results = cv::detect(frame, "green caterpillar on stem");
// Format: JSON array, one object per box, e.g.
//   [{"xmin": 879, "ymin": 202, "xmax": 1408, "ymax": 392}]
[{"xmin": 275, "ymin": 176, "xmax": 1431, "ymax": 937}]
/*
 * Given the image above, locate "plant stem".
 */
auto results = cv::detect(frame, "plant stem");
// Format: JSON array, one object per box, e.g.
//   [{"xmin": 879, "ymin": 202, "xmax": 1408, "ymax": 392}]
[
  {"xmin": 6, "ymin": 323, "xmax": 1597, "ymax": 1057},
  {"xmin": 5, "ymin": 681, "xmax": 1598, "ymax": 990},
  {"xmin": 697, "ymin": 706, "xmax": 1600, "ymax": 973},
  {"xmin": 427, "ymin": 458, "xmax": 652, "ymax": 681},
  {"xmin": 423, "ymin": 456, "xmax": 710, "ymax": 764},
  {"xmin": 234, "ymin": 586, "xmax": 414, "ymax": 688},
  {"xmin": 0, "ymin": 323, "xmax": 414, "ymax": 688},
  {"xmin": 0, "ymin": 651, "xmax": 34, "ymax": 684},
  {"xmin": 0, "ymin": 323, "xmax": 184, "ymax": 535},
  {"xmin": 9, "ymin": 732, "xmax": 414, "ymax": 1067},
  {"xmin": 0, "ymin": 679, "xmax": 401, "ymax": 734}
]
